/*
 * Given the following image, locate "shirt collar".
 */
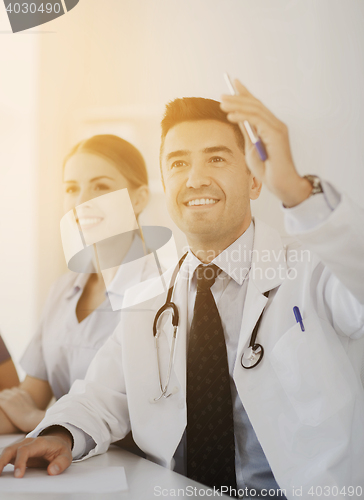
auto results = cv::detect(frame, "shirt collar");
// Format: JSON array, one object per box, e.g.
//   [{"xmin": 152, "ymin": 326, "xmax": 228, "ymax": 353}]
[
  {"xmin": 65, "ymin": 233, "xmax": 145, "ymax": 300},
  {"xmin": 184, "ymin": 221, "xmax": 255, "ymax": 291},
  {"xmin": 104, "ymin": 233, "xmax": 146, "ymax": 297},
  {"xmin": 65, "ymin": 271, "xmax": 90, "ymax": 300}
]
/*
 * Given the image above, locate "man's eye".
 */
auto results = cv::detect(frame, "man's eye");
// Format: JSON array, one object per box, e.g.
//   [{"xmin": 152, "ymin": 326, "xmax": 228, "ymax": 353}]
[
  {"xmin": 65, "ymin": 186, "xmax": 77, "ymax": 194},
  {"xmin": 171, "ymin": 160, "xmax": 187, "ymax": 168},
  {"xmin": 210, "ymin": 156, "xmax": 224, "ymax": 163}
]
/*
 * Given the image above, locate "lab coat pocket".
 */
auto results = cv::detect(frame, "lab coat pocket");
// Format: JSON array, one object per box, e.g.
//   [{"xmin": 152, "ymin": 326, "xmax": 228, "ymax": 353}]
[{"xmin": 270, "ymin": 315, "xmax": 353, "ymax": 426}]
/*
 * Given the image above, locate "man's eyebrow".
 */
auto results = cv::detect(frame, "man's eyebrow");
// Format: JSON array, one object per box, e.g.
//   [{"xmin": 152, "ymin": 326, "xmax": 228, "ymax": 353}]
[
  {"xmin": 64, "ymin": 176, "xmax": 115, "ymax": 183},
  {"xmin": 165, "ymin": 146, "xmax": 234, "ymax": 161},
  {"xmin": 202, "ymin": 146, "xmax": 234, "ymax": 156},
  {"xmin": 165, "ymin": 150, "xmax": 190, "ymax": 161}
]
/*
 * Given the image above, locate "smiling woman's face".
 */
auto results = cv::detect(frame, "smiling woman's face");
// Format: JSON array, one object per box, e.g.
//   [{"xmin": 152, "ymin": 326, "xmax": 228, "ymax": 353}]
[{"xmin": 63, "ymin": 153, "xmax": 140, "ymax": 236}]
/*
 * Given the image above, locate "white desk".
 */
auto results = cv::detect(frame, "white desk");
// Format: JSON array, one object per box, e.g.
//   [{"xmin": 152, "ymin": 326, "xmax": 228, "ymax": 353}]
[{"xmin": 0, "ymin": 441, "xmax": 231, "ymax": 499}]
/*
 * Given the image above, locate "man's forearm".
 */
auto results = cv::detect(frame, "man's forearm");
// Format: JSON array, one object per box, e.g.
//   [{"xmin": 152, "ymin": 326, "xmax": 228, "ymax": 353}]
[{"xmin": 286, "ymin": 189, "xmax": 364, "ymax": 305}]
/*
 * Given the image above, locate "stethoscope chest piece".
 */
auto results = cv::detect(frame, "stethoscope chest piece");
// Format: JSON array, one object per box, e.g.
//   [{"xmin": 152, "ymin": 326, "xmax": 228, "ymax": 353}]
[
  {"xmin": 240, "ymin": 290, "xmax": 270, "ymax": 370},
  {"xmin": 241, "ymin": 343, "xmax": 264, "ymax": 369}
]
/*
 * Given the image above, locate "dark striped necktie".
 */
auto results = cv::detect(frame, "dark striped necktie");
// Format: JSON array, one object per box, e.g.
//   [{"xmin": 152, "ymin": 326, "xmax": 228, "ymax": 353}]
[{"xmin": 186, "ymin": 264, "xmax": 237, "ymax": 493}]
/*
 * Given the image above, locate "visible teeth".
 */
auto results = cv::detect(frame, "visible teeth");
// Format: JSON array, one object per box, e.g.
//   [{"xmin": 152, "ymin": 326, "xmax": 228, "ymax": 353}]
[
  {"xmin": 187, "ymin": 199, "xmax": 217, "ymax": 206},
  {"xmin": 78, "ymin": 217, "xmax": 102, "ymax": 226}
]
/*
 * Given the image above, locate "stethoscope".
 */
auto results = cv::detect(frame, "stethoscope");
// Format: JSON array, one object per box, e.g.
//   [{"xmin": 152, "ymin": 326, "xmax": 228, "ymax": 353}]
[
  {"xmin": 152, "ymin": 253, "xmax": 188, "ymax": 402},
  {"xmin": 239, "ymin": 290, "xmax": 269, "ymax": 369},
  {"xmin": 152, "ymin": 254, "xmax": 269, "ymax": 402}
]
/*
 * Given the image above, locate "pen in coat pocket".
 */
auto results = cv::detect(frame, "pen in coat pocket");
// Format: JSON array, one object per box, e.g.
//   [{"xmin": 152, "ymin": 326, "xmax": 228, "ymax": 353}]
[{"xmin": 293, "ymin": 306, "xmax": 305, "ymax": 332}]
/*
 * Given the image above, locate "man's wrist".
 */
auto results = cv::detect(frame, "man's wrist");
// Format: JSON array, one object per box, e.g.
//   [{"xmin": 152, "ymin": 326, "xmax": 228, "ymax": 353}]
[
  {"xmin": 39, "ymin": 425, "xmax": 74, "ymax": 450},
  {"xmin": 280, "ymin": 176, "xmax": 313, "ymax": 208}
]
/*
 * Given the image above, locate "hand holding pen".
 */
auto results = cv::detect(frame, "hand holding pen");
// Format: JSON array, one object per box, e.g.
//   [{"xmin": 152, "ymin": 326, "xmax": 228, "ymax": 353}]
[
  {"xmin": 220, "ymin": 76, "xmax": 313, "ymax": 208},
  {"xmin": 223, "ymin": 73, "xmax": 268, "ymax": 162}
]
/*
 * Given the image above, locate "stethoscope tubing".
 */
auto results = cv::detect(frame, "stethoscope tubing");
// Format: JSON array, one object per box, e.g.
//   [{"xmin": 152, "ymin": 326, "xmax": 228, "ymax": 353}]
[
  {"xmin": 152, "ymin": 254, "xmax": 188, "ymax": 402},
  {"xmin": 240, "ymin": 290, "xmax": 269, "ymax": 369},
  {"xmin": 153, "ymin": 254, "xmax": 270, "ymax": 402}
]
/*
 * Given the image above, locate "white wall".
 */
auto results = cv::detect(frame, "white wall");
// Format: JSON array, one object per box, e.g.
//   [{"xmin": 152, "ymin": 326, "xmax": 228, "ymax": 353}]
[
  {"xmin": 35, "ymin": 0, "xmax": 364, "ymax": 310},
  {"xmin": 0, "ymin": 14, "xmax": 39, "ymax": 368}
]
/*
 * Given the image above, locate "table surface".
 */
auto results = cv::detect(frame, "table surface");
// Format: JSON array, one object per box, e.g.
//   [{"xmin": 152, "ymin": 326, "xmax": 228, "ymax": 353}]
[{"xmin": 0, "ymin": 436, "xmax": 231, "ymax": 499}]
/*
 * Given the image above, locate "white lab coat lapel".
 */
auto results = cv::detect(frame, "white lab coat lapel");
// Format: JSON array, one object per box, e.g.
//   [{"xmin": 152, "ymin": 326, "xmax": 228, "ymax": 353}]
[
  {"xmin": 234, "ymin": 281, "xmax": 269, "ymax": 368},
  {"xmin": 234, "ymin": 219, "xmax": 287, "ymax": 379},
  {"xmin": 158, "ymin": 260, "xmax": 189, "ymax": 401},
  {"xmin": 132, "ymin": 261, "xmax": 189, "ymax": 468}
]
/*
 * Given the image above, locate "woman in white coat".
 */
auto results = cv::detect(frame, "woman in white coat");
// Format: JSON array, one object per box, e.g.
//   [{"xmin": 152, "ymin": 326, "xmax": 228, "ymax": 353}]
[{"xmin": 0, "ymin": 134, "xmax": 154, "ymax": 436}]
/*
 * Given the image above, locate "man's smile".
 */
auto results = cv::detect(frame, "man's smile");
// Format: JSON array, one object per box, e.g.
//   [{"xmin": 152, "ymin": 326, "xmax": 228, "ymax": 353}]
[{"xmin": 184, "ymin": 197, "xmax": 220, "ymax": 207}]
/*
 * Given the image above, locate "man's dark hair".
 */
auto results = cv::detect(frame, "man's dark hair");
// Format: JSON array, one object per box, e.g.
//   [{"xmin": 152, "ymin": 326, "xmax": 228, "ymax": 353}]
[{"xmin": 160, "ymin": 97, "xmax": 245, "ymax": 154}]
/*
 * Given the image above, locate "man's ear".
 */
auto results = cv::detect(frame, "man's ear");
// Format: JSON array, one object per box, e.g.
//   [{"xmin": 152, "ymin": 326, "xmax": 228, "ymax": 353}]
[
  {"xmin": 132, "ymin": 185, "xmax": 150, "ymax": 216},
  {"xmin": 249, "ymin": 174, "xmax": 262, "ymax": 200}
]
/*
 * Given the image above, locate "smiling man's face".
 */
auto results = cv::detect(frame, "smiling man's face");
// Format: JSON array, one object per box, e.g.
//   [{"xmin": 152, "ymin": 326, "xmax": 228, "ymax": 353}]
[{"xmin": 161, "ymin": 119, "xmax": 259, "ymax": 253}]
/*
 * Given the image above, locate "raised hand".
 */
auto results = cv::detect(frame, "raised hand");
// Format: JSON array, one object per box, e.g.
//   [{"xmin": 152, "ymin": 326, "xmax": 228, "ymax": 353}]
[{"xmin": 221, "ymin": 79, "xmax": 312, "ymax": 208}]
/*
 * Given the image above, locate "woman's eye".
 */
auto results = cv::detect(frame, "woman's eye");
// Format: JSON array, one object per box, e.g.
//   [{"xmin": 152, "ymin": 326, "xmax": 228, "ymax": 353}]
[
  {"xmin": 171, "ymin": 160, "xmax": 187, "ymax": 169},
  {"xmin": 94, "ymin": 183, "xmax": 110, "ymax": 191},
  {"xmin": 65, "ymin": 186, "xmax": 78, "ymax": 194}
]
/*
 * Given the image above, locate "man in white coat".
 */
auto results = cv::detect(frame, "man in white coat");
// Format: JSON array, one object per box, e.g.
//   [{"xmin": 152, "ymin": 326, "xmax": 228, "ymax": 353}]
[{"xmin": 1, "ymin": 81, "xmax": 363, "ymax": 499}]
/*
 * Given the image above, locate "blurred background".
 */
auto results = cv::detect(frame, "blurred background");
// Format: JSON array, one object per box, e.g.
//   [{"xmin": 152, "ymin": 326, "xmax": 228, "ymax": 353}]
[{"xmin": 1, "ymin": 0, "xmax": 364, "ymax": 375}]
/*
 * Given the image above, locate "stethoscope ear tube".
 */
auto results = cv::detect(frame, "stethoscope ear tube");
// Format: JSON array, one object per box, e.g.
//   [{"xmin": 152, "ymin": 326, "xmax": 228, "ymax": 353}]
[
  {"xmin": 152, "ymin": 252, "xmax": 188, "ymax": 337},
  {"xmin": 152, "ymin": 253, "xmax": 188, "ymax": 401},
  {"xmin": 153, "ymin": 302, "xmax": 179, "ymax": 337}
]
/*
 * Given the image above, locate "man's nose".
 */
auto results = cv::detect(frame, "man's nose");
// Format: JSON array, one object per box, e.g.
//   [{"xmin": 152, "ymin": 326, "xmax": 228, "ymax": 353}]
[{"xmin": 185, "ymin": 163, "xmax": 211, "ymax": 190}]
